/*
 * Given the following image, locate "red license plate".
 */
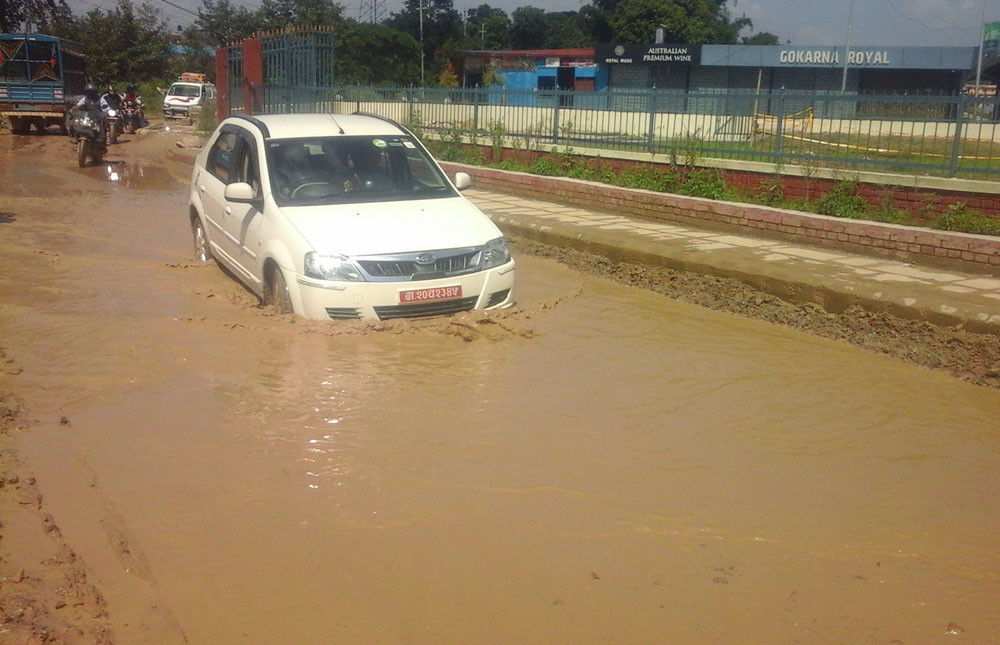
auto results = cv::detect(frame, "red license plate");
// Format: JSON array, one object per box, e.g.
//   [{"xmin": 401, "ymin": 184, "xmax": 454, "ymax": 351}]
[{"xmin": 399, "ymin": 285, "xmax": 462, "ymax": 304}]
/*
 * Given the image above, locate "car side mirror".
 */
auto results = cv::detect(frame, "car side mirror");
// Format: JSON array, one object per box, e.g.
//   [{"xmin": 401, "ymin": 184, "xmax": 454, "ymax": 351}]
[
  {"xmin": 454, "ymin": 172, "xmax": 472, "ymax": 191},
  {"xmin": 224, "ymin": 182, "xmax": 257, "ymax": 204}
]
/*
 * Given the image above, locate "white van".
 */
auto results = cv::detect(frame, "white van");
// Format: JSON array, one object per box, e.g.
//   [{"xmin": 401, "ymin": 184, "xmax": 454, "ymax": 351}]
[{"xmin": 163, "ymin": 73, "xmax": 216, "ymax": 122}]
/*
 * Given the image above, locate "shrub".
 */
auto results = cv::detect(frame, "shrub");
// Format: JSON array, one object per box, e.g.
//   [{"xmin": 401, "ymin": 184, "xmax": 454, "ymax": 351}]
[
  {"xmin": 814, "ymin": 181, "xmax": 870, "ymax": 219},
  {"xmin": 754, "ymin": 180, "xmax": 785, "ymax": 206},
  {"xmin": 678, "ymin": 169, "xmax": 735, "ymax": 200},
  {"xmin": 934, "ymin": 203, "xmax": 1000, "ymax": 236}
]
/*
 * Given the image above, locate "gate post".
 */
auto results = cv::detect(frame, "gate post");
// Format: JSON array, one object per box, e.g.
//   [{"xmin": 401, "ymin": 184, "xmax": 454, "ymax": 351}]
[
  {"xmin": 242, "ymin": 38, "xmax": 263, "ymax": 115},
  {"xmin": 215, "ymin": 47, "xmax": 229, "ymax": 121}
]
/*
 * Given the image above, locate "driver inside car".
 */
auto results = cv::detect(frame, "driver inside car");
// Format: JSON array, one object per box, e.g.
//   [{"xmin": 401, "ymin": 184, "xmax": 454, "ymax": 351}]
[{"xmin": 274, "ymin": 143, "xmax": 326, "ymax": 199}]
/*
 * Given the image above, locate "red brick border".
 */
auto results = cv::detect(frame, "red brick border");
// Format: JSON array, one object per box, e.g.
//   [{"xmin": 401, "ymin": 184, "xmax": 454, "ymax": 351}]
[{"xmin": 442, "ymin": 162, "xmax": 1000, "ymax": 274}]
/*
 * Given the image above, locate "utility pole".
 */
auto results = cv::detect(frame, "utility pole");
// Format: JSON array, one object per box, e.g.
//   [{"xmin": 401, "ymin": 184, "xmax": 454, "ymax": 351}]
[{"xmin": 841, "ymin": 0, "xmax": 855, "ymax": 93}]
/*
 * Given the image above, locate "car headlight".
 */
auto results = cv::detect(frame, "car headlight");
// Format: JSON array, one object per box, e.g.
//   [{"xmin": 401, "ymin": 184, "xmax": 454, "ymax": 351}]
[
  {"xmin": 481, "ymin": 237, "xmax": 511, "ymax": 269},
  {"xmin": 304, "ymin": 252, "xmax": 364, "ymax": 281}
]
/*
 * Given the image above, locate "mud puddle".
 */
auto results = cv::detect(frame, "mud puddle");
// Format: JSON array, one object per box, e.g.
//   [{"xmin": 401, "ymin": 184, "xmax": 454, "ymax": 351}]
[{"xmin": 2, "ymin": 130, "xmax": 1000, "ymax": 644}]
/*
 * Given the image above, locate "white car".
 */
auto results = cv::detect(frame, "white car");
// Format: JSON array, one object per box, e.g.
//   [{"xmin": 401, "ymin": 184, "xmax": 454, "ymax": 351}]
[
  {"xmin": 163, "ymin": 80, "xmax": 216, "ymax": 120},
  {"xmin": 188, "ymin": 113, "xmax": 516, "ymax": 321}
]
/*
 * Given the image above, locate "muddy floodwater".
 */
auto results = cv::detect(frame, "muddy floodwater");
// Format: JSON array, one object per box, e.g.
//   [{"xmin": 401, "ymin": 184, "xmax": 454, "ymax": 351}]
[{"xmin": 2, "ymin": 131, "xmax": 999, "ymax": 643}]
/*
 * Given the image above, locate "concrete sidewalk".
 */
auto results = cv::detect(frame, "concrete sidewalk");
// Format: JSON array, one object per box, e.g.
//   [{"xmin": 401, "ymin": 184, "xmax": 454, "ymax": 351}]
[{"xmin": 465, "ymin": 188, "xmax": 1000, "ymax": 335}]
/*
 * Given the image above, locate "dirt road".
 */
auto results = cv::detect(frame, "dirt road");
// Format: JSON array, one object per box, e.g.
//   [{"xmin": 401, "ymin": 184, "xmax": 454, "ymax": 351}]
[{"xmin": 2, "ymin": 126, "xmax": 1000, "ymax": 644}]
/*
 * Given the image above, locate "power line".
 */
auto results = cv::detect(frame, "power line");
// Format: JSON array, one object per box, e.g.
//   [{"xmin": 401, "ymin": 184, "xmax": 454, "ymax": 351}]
[{"xmin": 885, "ymin": 0, "xmax": 982, "ymax": 34}]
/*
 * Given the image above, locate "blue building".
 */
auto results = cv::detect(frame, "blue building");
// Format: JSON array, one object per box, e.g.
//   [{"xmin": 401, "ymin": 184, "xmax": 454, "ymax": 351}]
[{"xmin": 447, "ymin": 48, "xmax": 607, "ymax": 94}]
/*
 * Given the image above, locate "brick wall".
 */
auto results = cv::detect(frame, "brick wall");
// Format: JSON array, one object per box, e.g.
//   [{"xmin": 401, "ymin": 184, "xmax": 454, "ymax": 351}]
[
  {"xmin": 441, "ymin": 161, "xmax": 1000, "ymax": 274},
  {"xmin": 458, "ymin": 145, "xmax": 1000, "ymax": 222}
]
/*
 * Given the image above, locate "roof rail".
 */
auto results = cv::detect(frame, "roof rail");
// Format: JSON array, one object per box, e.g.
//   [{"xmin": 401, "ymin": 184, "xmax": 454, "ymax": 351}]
[{"xmin": 231, "ymin": 113, "xmax": 271, "ymax": 138}]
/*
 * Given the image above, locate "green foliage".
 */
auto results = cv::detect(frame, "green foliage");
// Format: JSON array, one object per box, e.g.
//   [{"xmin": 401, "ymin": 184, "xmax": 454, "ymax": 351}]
[
  {"xmin": 191, "ymin": 0, "xmax": 263, "ymax": 45},
  {"xmin": 607, "ymin": 0, "xmax": 750, "ymax": 45},
  {"xmin": 334, "ymin": 22, "xmax": 421, "ymax": 86},
  {"xmin": 755, "ymin": 180, "xmax": 785, "ymax": 206},
  {"xmin": 197, "ymin": 105, "xmax": 218, "ymax": 132},
  {"xmin": 934, "ymin": 203, "xmax": 1000, "ymax": 236},
  {"xmin": 73, "ymin": 0, "xmax": 172, "ymax": 85},
  {"xmin": 488, "ymin": 119, "xmax": 506, "ymax": 161},
  {"xmin": 402, "ymin": 109, "xmax": 425, "ymax": 142},
  {"xmin": 679, "ymin": 169, "xmax": 735, "ymax": 200},
  {"xmin": 431, "ymin": 124, "xmax": 484, "ymax": 165},
  {"xmin": 814, "ymin": 181, "xmax": 870, "ymax": 219},
  {"xmin": 136, "ymin": 79, "xmax": 166, "ymax": 113},
  {"xmin": 482, "ymin": 60, "xmax": 504, "ymax": 87},
  {"xmin": 615, "ymin": 164, "xmax": 679, "ymax": 192},
  {"xmin": 437, "ymin": 65, "xmax": 459, "ymax": 88}
]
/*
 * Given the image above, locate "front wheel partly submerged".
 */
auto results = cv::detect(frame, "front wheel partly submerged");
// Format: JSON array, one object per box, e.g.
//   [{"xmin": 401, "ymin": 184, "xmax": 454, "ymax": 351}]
[
  {"xmin": 267, "ymin": 268, "xmax": 294, "ymax": 315},
  {"xmin": 192, "ymin": 218, "xmax": 212, "ymax": 262},
  {"xmin": 77, "ymin": 138, "xmax": 88, "ymax": 167}
]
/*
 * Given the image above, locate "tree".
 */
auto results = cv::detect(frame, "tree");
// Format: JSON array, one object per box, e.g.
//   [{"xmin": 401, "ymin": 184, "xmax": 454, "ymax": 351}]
[
  {"xmin": 256, "ymin": 0, "xmax": 342, "ymax": 31},
  {"xmin": 386, "ymin": 0, "xmax": 462, "ymax": 85},
  {"xmin": 741, "ymin": 32, "xmax": 779, "ymax": 45},
  {"xmin": 606, "ymin": 0, "xmax": 750, "ymax": 44},
  {"xmin": 542, "ymin": 11, "xmax": 588, "ymax": 48},
  {"xmin": 462, "ymin": 4, "xmax": 510, "ymax": 50},
  {"xmin": 1, "ymin": 0, "xmax": 26, "ymax": 32},
  {"xmin": 72, "ymin": 0, "xmax": 171, "ymax": 84},
  {"xmin": 334, "ymin": 21, "xmax": 420, "ymax": 86},
  {"xmin": 194, "ymin": 0, "xmax": 263, "ymax": 46},
  {"xmin": 510, "ymin": 6, "xmax": 545, "ymax": 49}
]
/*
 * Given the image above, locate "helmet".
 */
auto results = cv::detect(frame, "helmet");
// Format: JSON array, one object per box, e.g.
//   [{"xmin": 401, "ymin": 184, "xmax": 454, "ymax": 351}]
[
  {"xmin": 83, "ymin": 83, "xmax": 98, "ymax": 99},
  {"xmin": 107, "ymin": 85, "xmax": 115, "ymax": 93}
]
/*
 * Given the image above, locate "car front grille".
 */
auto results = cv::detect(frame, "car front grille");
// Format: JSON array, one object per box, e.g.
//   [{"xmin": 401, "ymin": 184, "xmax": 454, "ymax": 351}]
[
  {"xmin": 374, "ymin": 296, "xmax": 478, "ymax": 320},
  {"xmin": 487, "ymin": 289, "xmax": 510, "ymax": 307},
  {"xmin": 357, "ymin": 248, "xmax": 480, "ymax": 281},
  {"xmin": 325, "ymin": 307, "xmax": 362, "ymax": 320}
]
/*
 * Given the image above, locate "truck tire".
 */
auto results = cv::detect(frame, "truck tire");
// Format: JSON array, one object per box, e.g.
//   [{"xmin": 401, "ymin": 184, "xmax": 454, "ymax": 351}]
[{"xmin": 9, "ymin": 117, "xmax": 28, "ymax": 135}]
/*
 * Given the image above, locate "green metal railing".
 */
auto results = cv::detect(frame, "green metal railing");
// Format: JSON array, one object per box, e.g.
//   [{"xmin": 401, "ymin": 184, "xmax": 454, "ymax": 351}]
[{"xmin": 241, "ymin": 85, "xmax": 1000, "ymax": 180}]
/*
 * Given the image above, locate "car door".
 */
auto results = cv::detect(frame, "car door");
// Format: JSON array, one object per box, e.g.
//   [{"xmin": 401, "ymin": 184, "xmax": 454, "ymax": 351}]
[
  {"xmin": 197, "ymin": 127, "xmax": 241, "ymax": 269},
  {"xmin": 222, "ymin": 128, "xmax": 266, "ymax": 292}
]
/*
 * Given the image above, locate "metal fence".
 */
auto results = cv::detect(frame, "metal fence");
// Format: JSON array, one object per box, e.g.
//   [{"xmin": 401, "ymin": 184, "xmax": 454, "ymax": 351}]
[{"xmin": 243, "ymin": 85, "xmax": 1000, "ymax": 180}]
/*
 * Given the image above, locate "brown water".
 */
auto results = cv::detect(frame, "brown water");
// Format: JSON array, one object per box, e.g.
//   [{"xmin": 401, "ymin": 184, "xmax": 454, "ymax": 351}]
[{"xmin": 2, "ymin": 133, "xmax": 999, "ymax": 643}]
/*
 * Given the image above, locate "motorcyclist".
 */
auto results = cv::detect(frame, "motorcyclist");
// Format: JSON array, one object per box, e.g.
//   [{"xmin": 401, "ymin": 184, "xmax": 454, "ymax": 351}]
[
  {"xmin": 69, "ymin": 83, "xmax": 108, "ymax": 142},
  {"xmin": 102, "ymin": 85, "xmax": 123, "ymax": 111},
  {"xmin": 123, "ymin": 85, "xmax": 146, "ymax": 128},
  {"xmin": 73, "ymin": 83, "xmax": 108, "ymax": 112}
]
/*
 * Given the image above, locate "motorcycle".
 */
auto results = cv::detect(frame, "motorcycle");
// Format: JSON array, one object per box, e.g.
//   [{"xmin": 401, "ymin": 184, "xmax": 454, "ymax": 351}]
[
  {"xmin": 121, "ymin": 98, "xmax": 144, "ymax": 134},
  {"xmin": 70, "ymin": 108, "xmax": 107, "ymax": 168},
  {"xmin": 105, "ymin": 107, "xmax": 121, "ymax": 145}
]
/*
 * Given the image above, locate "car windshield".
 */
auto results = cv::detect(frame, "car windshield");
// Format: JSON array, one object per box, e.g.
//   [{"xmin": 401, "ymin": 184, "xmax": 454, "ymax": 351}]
[
  {"xmin": 168, "ymin": 84, "xmax": 200, "ymax": 97},
  {"xmin": 265, "ymin": 135, "xmax": 456, "ymax": 206}
]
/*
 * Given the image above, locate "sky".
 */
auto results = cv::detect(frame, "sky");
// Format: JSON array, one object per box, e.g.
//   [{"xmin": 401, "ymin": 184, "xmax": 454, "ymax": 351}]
[{"xmin": 64, "ymin": 0, "xmax": 999, "ymax": 48}]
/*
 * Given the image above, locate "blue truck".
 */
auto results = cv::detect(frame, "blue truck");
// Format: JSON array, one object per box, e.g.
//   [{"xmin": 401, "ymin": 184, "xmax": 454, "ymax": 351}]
[{"xmin": 0, "ymin": 33, "xmax": 86, "ymax": 134}]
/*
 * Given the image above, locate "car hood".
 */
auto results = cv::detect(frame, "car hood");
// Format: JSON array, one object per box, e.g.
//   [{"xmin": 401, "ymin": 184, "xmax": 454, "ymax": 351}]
[{"xmin": 279, "ymin": 196, "xmax": 503, "ymax": 256}]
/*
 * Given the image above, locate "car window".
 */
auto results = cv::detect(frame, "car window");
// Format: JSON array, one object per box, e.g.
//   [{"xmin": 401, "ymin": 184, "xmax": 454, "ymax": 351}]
[
  {"xmin": 207, "ymin": 130, "xmax": 240, "ymax": 183},
  {"xmin": 266, "ymin": 135, "xmax": 455, "ymax": 206},
  {"xmin": 235, "ymin": 132, "xmax": 261, "ymax": 196},
  {"xmin": 168, "ymin": 84, "xmax": 200, "ymax": 97}
]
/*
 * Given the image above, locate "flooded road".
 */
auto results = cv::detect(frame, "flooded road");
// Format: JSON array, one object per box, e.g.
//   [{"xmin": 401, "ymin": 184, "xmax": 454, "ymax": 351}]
[{"xmin": 2, "ymin": 131, "xmax": 999, "ymax": 643}]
